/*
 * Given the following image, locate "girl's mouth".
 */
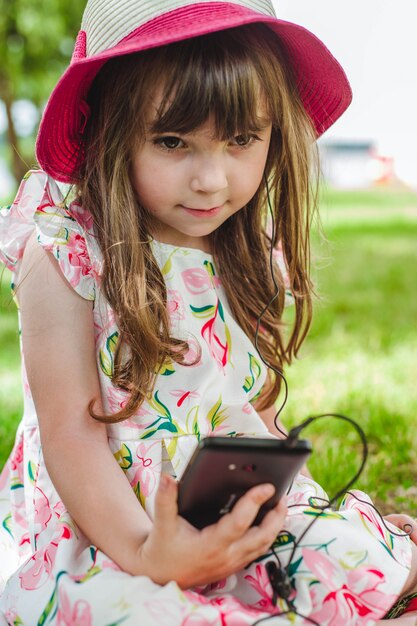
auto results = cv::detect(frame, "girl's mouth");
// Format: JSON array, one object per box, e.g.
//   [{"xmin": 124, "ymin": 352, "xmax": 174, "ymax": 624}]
[{"xmin": 182, "ymin": 205, "xmax": 223, "ymax": 217}]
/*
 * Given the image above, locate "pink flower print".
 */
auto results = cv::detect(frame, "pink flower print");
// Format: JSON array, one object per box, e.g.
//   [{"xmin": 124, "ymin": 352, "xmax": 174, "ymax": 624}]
[
  {"xmin": 69, "ymin": 202, "xmax": 94, "ymax": 233},
  {"xmin": 106, "ymin": 385, "xmax": 130, "ymax": 415},
  {"xmin": 9, "ymin": 438, "xmax": 25, "ymax": 487},
  {"xmin": 130, "ymin": 443, "xmax": 161, "ymax": 500},
  {"xmin": 37, "ymin": 180, "xmax": 59, "ymax": 214},
  {"xmin": 19, "ymin": 521, "xmax": 72, "ymax": 591},
  {"xmin": 33, "ymin": 487, "xmax": 53, "ymax": 537},
  {"xmin": 66, "ymin": 232, "xmax": 94, "ymax": 281},
  {"xmin": 303, "ymin": 548, "xmax": 397, "ymax": 625},
  {"xmin": 181, "ymin": 268, "xmax": 212, "ymax": 294},
  {"xmin": 342, "ymin": 490, "xmax": 395, "ymax": 549},
  {"xmin": 167, "ymin": 289, "xmax": 186, "ymax": 320},
  {"xmin": 19, "ymin": 541, "xmax": 59, "ymax": 590},
  {"xmin": 5, "ymin": 608, "xmax": 21, "ymax": 624},
  {"xmin": 10, "ymin": 439, "xmax": 24, "ymax": 470},
  {"xmin": 170, "ymin": 389, "xmax": 200, "ymax": 408},
  {"xmin": 56, "ymin": 586, "xmax": 92, "ymax": 626},
  {"xmin": 244, "ymin": 563, "xmax": 277, "ymax": 612},
  {"xmin": 181, "ymin": 267, "xmax": 220, "ymax": 294},
  {"xmin": 201, "ymin": 303, "xmax": 229, "ymax": 370}
]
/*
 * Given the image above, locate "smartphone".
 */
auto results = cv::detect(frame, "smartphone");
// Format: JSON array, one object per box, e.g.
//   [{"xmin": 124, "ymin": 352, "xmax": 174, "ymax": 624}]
[{"xmin": 178, "ymin": 436, "xmax": 312, "ymax": 529}]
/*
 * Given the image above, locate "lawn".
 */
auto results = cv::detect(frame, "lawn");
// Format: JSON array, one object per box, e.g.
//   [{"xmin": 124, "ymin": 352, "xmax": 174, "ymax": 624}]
[{"xmin": 1, "ymin": 184, "xmax": 417, "ymax": 516}]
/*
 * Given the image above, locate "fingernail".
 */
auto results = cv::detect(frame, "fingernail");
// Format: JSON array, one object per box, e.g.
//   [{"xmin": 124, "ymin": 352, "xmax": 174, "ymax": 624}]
[{"xmin": 262, "ymin": 484, "xmax": 275, "ymax": 498}]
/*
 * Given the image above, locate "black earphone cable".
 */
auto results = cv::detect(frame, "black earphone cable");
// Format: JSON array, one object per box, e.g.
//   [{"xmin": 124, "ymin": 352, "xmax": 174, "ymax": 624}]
[{"xmin": 250, "ymin": 178, "xmax": 412, "ymax": 626}]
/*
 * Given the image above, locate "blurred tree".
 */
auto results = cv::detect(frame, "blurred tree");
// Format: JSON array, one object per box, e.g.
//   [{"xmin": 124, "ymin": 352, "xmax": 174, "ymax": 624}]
[{"xmin": 0, "ymin": 0, "xmax": 85, "ymax": 181}]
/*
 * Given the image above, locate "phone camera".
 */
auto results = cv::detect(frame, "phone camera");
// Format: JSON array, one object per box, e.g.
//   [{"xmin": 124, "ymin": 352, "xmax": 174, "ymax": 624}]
[{"xmin": 242, "ymin": 463, "xmax": 257, "ymax": 472}]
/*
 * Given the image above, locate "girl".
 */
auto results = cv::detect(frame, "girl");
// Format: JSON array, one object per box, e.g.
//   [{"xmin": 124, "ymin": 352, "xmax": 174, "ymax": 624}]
[{"xmin": 0, "ymin": 1, "xmax": 416, "ymax": 624}]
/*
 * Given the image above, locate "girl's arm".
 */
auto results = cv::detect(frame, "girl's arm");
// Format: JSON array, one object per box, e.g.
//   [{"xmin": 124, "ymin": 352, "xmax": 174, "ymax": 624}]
[
  {"xmin": 18, "ymin": 234, "xmax": 152, "ymax": 574},
  {"xmin": 17, "ymin": 234, "xmax": 287, "ymax": 586}
]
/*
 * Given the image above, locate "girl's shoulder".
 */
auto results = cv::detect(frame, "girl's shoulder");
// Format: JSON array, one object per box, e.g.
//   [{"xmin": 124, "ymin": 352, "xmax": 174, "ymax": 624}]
[{"xmin": 0, "ymin": 169, "xmax": 102, "ymax": 301}]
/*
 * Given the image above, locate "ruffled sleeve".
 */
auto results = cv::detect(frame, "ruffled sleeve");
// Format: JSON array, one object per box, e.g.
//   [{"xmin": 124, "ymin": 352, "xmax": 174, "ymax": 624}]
[{"xmin": 0, "ymin": 170, "xmax": 101, "ymax": 301}]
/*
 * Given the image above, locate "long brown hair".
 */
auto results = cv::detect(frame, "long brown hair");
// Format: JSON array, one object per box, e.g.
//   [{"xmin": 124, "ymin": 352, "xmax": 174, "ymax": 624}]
[{"xmin": 77, "ymin": 24, "xmax": 319, "ymax": 423}]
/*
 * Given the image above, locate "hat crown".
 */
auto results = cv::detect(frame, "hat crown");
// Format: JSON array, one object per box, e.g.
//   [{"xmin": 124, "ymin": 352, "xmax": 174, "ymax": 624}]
[{"xmin": 81, "ymin": 0, "xmax": 276, "ymax": 57}]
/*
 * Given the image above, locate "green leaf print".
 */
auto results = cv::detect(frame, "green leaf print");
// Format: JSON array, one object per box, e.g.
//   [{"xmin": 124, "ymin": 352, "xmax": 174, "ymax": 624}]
[
  {"xmin": 157, "ymin": 359, "xmax": 176, "ymax": 376},
  {"xmin": 76, "ymin": 566, "xmax": 102, "ymax": 583},
  {"xmin": 28, "ymin": 459, "xmax": 38, "ymax": 485},
  {"xmin": 99, "ymin": 332, "xmax": 119, "ymax": 377},
  {"xmin": 141, "ymin": 420, "xmax": 178, "ymax": 440},
  {"xmin": 206, "ymin": 396, "xmax": 228, "ymax": 431},
  {"xmin": 272, "ymin": 531, "xmax": 295, "ymax": 548},
  {"xmin": 184, "ymin": 405, "xmax": 201, "ymax": 440},
  {"xmin": 288, "ymin": 556, "xmax": 303, "ymax": 578},
  {"xmin": 204, "ymin": 259, "xmax": 216, "ymax": 278},
  {"xmin": 190, "ymin": 304, "xmax": 216, "ymax": 319},
  {"xmin": 217, "ymin": 299, "xmax": 225, "ymax": 322},
  {"xmin": 304, "ymin": 509, "xmax": 347, "ymax": 520},
  {"xmin": 339, "ymin": 550, "xmax": 368, "ymax": 569},
  {"xmin": 134, "ymin": 481, "xmax": 146, "ymax": 509},
  {"xmin": 148, "ymin": 390, "xmax": 172, "ymax": 420},
  {"xmin": 161, "ymin": 256, "xmax": 173, "ymax": 276},
  {"xmin": 141, "ymin": 391, "xmax": 184, "ymax": 438},
  {"xmin": 54, "ymin": 226, "xmax": 71, "ymax": 246},
  {"xmin": 113, "ymin": 444, "xmax": 133, "ymax": 471},
  {"xmin": 2, "ymin": 513, "xmax": 13, "ymax": 539},
  {"xmin": 160, "ymin": 247, "xmax": 179, "ymax": 277},
  {"xmin": 10, "ymin": 476, "xmax": 24, "ymax": 490},
  {"xmin": 243, "ymin": 353, "xmax": 262, "ymax": 393},
  {"xmin": 37, "ymin": 584, "xmax": 58, "ymax": 625}
]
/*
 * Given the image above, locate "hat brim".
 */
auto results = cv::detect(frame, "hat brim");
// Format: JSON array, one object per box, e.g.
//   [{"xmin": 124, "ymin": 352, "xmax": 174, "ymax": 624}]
[{"xmin": 36, "ymin": 2, "xmax": 352, "ymax": 183}]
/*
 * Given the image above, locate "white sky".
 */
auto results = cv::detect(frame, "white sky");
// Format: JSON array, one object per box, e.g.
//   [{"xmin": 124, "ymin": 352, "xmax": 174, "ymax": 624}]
[{"xmin": 273, "ymin": 0, "xmax": 417, "ymax": 186}]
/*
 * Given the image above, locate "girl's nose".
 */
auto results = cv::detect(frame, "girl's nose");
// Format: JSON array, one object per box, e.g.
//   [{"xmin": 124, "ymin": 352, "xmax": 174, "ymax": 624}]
[{"xmin": 189, "ymin": 154, "xmax": 228, "ymax": 194}]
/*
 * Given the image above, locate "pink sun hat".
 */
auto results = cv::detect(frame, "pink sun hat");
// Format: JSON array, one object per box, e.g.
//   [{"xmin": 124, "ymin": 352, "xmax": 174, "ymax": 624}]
[{"xmin": 35, "ymin": 0, "xmax": 352, "ymax": 184}]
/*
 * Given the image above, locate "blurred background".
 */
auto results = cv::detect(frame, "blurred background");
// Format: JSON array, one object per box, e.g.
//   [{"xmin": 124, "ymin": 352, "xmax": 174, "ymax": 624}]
[{"xmin": 0, "ymin": 1, "xmax": 416, "ymax": 513}]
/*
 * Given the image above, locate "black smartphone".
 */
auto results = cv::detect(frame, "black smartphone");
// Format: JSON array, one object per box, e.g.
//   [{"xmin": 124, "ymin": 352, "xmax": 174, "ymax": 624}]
[{"xmin": 178, "ymin": 436, "xmax": 312, "ymax": 529}]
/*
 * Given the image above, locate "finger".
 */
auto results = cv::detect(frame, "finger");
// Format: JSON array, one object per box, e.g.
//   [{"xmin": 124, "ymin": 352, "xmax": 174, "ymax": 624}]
[
  {"xmin": 233, "ymin": 496, "xmax": 288, "ymax": 558},
  {"xmin": 385, "ymin": 514, "xmax": 417, "ymax": 544},
  {"xmin": 153, "ymin": 474, "xmax": 179, "ymax": 534},
  {"xmin": 216, "ymin": 483, "xmax": 276, "ymax": 541}
]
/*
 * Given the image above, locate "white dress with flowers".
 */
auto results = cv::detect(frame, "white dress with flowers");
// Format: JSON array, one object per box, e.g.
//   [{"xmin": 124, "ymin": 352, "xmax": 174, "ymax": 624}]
[{"xmin": 0, "ymin": 170, "xmax": 412, "ymax": 626}]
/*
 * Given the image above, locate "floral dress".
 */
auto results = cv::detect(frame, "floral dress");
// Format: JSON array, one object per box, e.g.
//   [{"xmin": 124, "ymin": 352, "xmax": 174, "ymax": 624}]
[{"xmin": 0, "ymin": 170, "xmax": 412, "ymax": 626}]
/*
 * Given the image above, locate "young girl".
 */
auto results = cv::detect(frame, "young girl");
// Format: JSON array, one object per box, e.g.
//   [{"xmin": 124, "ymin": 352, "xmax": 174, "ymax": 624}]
[{"xmin": 0, "ymin": 1, "xmax": 416, "ymax": 624}]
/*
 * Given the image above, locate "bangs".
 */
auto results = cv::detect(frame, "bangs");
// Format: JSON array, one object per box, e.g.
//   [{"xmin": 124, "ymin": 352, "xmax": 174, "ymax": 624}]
[{"xmin": 146, "ymin": 27, "xmax": 273, "ymax": 139}]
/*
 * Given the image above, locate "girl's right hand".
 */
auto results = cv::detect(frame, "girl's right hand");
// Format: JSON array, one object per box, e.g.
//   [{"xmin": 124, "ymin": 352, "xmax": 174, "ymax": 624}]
[{"xmin": 134, "ymin": 474, "xmax": 287, "ymax": 589}]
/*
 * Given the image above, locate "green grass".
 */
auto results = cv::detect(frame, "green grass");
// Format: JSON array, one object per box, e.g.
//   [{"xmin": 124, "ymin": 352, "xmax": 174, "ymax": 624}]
[
  {"xmin": 1, "ymin": 187, "xmax": 417, "ymax": 517},
  {"xmin": 283, "ymin": 198, "xmax": 417, "ymax": 515}
]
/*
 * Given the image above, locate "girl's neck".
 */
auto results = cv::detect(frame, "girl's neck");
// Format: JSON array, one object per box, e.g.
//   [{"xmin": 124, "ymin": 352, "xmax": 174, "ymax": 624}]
[{"xmin": 151, "ymin": 232, "xmax": 213, "ymax": 255}]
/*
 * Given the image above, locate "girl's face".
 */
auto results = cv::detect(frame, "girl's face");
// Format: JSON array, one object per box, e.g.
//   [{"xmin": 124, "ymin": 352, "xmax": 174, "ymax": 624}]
[{"xmin": 131, "ymin": 99, "xmax": 272, "ymax": 252}]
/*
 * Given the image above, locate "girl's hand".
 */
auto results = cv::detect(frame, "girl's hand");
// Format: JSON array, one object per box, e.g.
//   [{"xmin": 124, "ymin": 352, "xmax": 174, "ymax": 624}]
[
  {"xmin": 384, "ymin": 513, "xmax": 417, "ymax": 545},
  {"xmin": 135, "ymin": 474, "xmax": 287, "ymax": 589}
]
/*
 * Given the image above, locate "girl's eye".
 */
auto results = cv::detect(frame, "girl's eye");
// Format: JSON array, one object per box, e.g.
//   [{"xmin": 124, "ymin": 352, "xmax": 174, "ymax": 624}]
[
  {"xmin": 232, "ymin": 134, "xmax": 260, "ymax": 148},
  {"xmin": 154, "ymin": 136, "xmax": 184, "ymax": 151}
]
